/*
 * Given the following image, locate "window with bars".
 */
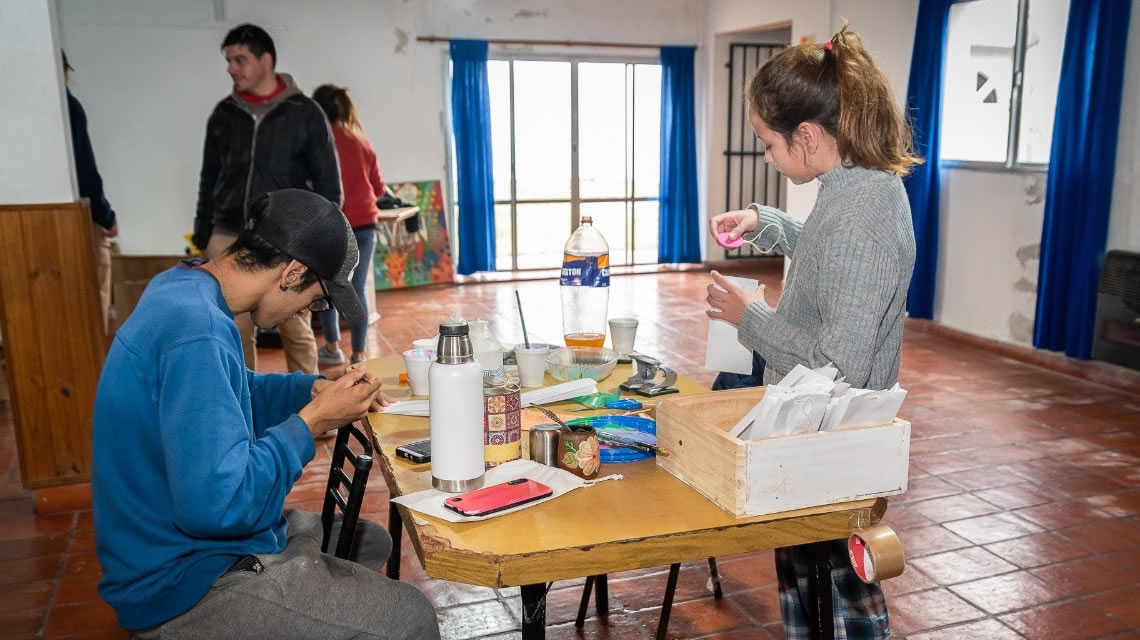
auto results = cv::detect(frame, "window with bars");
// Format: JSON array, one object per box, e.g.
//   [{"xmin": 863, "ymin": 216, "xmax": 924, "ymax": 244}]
[{"xmin": 723, "ymin": 43, "xmax": 785, "ymax": 259}]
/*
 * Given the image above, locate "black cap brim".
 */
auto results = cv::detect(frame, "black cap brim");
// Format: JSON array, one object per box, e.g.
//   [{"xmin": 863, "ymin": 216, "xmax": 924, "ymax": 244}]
[{"xmin": 324, "ymin": 278, "xmax": 365, "ymax": 326}]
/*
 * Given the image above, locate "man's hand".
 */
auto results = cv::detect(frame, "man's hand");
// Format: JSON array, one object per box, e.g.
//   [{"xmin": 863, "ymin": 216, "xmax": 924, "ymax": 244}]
[
  {"xmin": 706, "ymin": 270, "xmax": 768, "ymax": 327},
  {"xmin": 103, "ymin": 222, "xmax": 119, "ymax": 238},
  {"xmin": 298, "ymin": 367, "xmax": 385, "ymax": 438},
  {"xmin": 709, "ymin": 208, "xmax": 759, "ymax": 246},
  {"xmin": 369, "ymin": 391, "xmax": 396, "ymax": 413},
  {"xmin": 310, "ymin": 377, "xmax": 333, "ymax": 400},
  {"xmin": 312, "ymin": 372, "xmax": 392, "ymax": 410}
]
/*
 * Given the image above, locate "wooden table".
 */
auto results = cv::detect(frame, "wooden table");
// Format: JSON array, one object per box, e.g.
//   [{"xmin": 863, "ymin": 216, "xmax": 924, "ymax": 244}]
[{"xmin": 364, "ymin": 355, "xmax": 886, "ymax": 639}]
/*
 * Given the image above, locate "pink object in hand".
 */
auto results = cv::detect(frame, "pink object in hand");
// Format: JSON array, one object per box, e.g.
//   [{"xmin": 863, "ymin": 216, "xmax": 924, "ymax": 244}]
[{"xmin": 718, "ymin": 231, "xmax": 745, "ymax": 249}]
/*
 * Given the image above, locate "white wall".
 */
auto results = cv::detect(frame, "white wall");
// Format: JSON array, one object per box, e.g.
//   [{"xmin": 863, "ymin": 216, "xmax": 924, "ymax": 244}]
[
  {"xmin": 699, "ymin": 0, "xmax": 917, "ymax": 262},
  {"xmin": 1108, "ymin": 3, "xmax": 1140, "ymax": 253},
  {"xmin": 935, "ymin": 169, "xmax": 1046, "ymax": 344},
  {"xmin": 935, "ymin": 2, "xmax": 1140, "ymax": 346},
  {"xmin": 0, "ymin": 0, "xmax": 76, "ymax": 204},
  {"xmin": 56, "ymin": 0, "xmax": 700, "ymax": 255}
]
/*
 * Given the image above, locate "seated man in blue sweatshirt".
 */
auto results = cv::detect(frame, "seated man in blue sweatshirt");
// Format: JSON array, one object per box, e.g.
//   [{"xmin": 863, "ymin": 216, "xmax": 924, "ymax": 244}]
[{"xmin": 91, "ymin": 189, "xmax": 440, "ymax": 639}]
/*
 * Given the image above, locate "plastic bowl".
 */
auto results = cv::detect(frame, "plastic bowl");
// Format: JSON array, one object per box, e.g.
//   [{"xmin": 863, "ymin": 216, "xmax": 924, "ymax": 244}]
[{"xmin": 545, "ymin": 347, "xmax": 620, "ymax": 382}]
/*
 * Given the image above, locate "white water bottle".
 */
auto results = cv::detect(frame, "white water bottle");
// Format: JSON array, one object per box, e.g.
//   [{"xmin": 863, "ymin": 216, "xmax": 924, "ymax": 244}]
[{"xmin": 429, "ymin": 321, "xmax": 486, "ymax": 492}]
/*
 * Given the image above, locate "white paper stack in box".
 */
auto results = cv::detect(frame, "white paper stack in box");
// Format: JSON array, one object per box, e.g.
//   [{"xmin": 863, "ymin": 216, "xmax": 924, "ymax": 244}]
[{"xmin": 655, "ymin": 386, "xmax": 911, "ymax": 518}]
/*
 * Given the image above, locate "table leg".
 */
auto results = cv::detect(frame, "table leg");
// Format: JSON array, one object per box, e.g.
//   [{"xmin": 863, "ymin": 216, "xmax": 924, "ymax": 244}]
[
  {"xmin": 708, "ymin": 557, "xmax": 723, "ymax": 599},
  {"xmin": 594, "ymin": 574, "xmax": 609, "ymax": 617},
  {"xmin": 521, "ymin": 583, "xmax": 548, "ymax": 640},
  {"xmin": 386, "ymin": 502, "xmax": 402, "ymax": 580},
  {"xmin": 575, "ymin": 576, "xmax": 595, "ymax": 628},
  {"xmin": 656, "ymin": 563, "xmax": 682, "ymax": 640}
]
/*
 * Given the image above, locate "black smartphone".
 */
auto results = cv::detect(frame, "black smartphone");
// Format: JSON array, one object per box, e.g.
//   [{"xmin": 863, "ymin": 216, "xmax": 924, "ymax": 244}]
[{"xmin": 395, "ymin": 439, "xmax": 430, "ymax": 464}]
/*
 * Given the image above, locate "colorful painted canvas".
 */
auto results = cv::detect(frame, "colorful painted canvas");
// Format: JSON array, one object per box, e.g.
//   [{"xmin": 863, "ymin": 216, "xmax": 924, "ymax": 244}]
[{"xmin": 373, "ymin": 180, "xmax": 454, "ymax": 290}]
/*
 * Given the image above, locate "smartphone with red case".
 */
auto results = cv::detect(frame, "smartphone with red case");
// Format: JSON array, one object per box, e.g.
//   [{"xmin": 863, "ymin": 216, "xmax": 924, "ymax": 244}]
[{"xmin": 443, "ymin": 478, "xmax": 553, "ymax": 517}]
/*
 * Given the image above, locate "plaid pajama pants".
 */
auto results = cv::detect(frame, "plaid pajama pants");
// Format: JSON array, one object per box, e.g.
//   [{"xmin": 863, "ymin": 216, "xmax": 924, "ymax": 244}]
[{"xmin": 775, "ymin": 540, "xmax": 891, "ymax": 639}]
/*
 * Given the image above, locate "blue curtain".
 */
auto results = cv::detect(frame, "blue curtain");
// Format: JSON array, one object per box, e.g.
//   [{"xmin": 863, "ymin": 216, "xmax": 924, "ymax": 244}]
[
  {"xmin": 1034, "ymin": 0, "xmax": 1133, "ymax": 358},
  {"xmin": 658, "ymin": 46, "xmax": 701, "ymax": 264},
  {"xmin": 902, "ymin": 0, "xmax": 954, "ymax": 320},
  {"xmin": 450, "ymin": 40, "xmax": 495, "ymax": 275}
]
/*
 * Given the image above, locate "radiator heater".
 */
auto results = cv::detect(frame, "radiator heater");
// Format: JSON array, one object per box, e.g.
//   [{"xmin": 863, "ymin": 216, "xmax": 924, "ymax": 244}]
[{"xmin": 1092, "ymin": 249, "xmax": 1140, "ymax": 370}]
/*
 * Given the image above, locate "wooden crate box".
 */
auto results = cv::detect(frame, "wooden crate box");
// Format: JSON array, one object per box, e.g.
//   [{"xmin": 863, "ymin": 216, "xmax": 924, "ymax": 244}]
[{"xmin": 656, "ymin": 387, "xmax": 910, "ymax": 518}]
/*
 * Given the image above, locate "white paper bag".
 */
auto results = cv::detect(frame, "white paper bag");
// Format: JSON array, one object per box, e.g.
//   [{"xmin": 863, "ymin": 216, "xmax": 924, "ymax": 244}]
[
  {"xmin": 729, "ymin": 384, "xmax": 792, "ymax": 438},
  {"xmin": 704, "ymin": 275, "xmax": 760, "ymax": 375},
  {"xmin": 837, "ymin": 384, "xmax": 908, "ymax": 429},
  {"xmin": 765, "ymin": 392, "xmax": 830, "ymax": 437}
]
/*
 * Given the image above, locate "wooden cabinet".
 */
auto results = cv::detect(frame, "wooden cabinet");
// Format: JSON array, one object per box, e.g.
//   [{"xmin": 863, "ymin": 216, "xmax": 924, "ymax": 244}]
[{"xmin": 0, "ymin": 201, "xmax": 105, "ymax": 488}]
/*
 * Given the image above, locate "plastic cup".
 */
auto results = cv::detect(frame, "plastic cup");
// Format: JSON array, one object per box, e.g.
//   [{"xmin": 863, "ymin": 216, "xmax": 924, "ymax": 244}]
[
  {"xmin": 608, "ymin": 318, "xmax": 639, "ymax": 355},
  {"xmin": 402, "ymin": 349, "xmax": 434, "ymax": 396},
  {"xmin": 514, "ymin": 343, "xmax": 551, "ymax": 387}
]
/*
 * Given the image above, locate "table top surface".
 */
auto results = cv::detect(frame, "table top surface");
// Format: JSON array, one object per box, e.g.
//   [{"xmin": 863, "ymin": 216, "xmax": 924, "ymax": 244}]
[{"xmin": 363, "ymin": 355, "xmax": 884, "ymax": 587}]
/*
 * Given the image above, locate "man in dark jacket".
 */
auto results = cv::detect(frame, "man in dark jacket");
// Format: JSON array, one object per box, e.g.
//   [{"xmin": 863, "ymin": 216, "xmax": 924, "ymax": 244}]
[
  {"xmin": 64, "ymin": 51, "xmax": 118, "ymax": 334},
  {"xmin": 194, "ymin": 23, "xmax": 341, "ymax": 374}
]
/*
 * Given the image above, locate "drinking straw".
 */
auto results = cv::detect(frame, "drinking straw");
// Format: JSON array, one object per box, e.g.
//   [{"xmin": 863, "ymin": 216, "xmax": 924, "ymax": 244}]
[{"xmin": 515, "ymin": 290, "xmax": 531, "ymax": 349}]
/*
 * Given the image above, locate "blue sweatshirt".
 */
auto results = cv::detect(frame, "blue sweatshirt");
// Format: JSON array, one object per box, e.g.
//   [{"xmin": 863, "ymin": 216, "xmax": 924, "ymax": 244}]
[{"xmin": 91, "ymin": 262, "xmax": 319, "ymax": 630}]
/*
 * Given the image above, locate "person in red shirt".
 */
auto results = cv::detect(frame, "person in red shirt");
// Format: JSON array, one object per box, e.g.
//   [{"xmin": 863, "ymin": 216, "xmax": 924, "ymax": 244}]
[{"xmin": 311, "ymin": 85, "xmax": 384, "ymax": 365}]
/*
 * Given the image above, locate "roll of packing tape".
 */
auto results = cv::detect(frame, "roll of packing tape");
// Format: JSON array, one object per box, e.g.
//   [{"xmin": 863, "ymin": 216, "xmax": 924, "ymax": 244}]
[{"xmin": 847, "ymin": 524, "xmax": 905, "ymax": 584}]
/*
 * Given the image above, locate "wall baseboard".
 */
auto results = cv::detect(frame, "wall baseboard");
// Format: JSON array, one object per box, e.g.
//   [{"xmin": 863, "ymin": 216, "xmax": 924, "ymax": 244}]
[{"xmin": 905, "ymin": 318, "xmax": 1140, "ymax": 396}]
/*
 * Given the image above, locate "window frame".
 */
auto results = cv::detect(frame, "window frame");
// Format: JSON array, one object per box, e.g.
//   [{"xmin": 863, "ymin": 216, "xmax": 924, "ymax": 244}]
[
  {"xmin": 487, "ymin": 53, "xmax": 662, "ymax": 271},
  {"xmin": 940, "ymin": 0, "xmax": 1057, "ymax": 173}
]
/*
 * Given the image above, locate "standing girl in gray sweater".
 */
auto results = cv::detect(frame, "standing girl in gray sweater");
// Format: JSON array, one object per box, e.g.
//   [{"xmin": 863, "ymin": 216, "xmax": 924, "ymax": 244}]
[{"xmin": 706, "ymin": 25, "xmax": 918, "ymax": 640}]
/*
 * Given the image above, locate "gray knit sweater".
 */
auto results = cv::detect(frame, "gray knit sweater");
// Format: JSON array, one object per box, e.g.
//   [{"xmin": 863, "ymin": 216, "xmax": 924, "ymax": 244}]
[{"xmin": 738, "ymin": 164, "xmax": 916, "ymax": 390}]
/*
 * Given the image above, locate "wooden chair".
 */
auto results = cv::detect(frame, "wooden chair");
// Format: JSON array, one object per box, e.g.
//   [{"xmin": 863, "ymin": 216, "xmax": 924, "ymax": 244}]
[{"xmin": 319, "ymin": 422, "xmax": 374, "ymax": 558}]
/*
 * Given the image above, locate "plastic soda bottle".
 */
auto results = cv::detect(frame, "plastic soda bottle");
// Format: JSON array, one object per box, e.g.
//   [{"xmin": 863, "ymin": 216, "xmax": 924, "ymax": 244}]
[{"xmin": 560, "ymin": 216, "xmax": 610, "ymax": 348}]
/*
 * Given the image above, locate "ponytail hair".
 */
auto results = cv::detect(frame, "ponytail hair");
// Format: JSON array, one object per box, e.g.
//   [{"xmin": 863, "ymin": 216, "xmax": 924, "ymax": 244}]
[
  {"xmin": 312, "ymin": 84, "xmax": 364, "ymax": 135},
  {"xmin": 747, "ymin": 24, "xmax": 921, "ymax": 176}
]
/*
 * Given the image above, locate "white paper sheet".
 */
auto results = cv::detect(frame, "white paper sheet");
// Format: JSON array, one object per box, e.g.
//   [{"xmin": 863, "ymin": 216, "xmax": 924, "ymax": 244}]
[
  {"xmin": 704, "ymin": 275, "xmax": 760, "ymax": 375},
  {"xmin": 391, "ymin": 459, "xmax": 622, "ymax": 523}
]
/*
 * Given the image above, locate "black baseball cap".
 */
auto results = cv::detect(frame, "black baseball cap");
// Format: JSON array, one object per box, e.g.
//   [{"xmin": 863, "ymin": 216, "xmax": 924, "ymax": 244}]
[{"xmin": 248, "ymin": 189, "xmax": 364, "ymax": 324}]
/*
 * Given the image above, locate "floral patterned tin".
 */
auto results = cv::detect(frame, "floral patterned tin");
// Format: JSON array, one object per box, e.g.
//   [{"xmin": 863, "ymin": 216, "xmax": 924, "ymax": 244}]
[{"xmin": 483, "ymin": 382, "xmax": 522, "ymax": 468}]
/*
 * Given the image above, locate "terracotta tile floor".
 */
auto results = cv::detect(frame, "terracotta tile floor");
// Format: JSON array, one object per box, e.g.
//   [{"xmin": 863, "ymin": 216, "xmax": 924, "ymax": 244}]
[{"xmin": 2, "ymin": 265, "xmax": 1139, "ymax": 639}]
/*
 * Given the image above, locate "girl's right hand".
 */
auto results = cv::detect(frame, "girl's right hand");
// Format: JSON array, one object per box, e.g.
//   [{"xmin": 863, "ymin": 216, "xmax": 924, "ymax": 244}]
[{"xmin": 709, "ymin": 209, "xmax": 759, "ymax": 246}]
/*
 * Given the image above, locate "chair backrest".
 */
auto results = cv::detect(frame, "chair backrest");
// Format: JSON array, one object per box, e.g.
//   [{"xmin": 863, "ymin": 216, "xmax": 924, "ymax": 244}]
[{"xmin": 320, "ymin": 421, "xmax": 374, "ymax": 558}]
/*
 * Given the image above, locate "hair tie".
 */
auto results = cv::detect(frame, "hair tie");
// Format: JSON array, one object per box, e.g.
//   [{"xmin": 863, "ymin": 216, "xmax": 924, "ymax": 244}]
[{"xmin": 825, "ymin": 40, "xmax": 833, "ymax": 51}]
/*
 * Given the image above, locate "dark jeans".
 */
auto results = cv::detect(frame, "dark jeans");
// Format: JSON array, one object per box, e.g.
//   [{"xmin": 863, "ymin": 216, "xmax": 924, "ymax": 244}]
[
  {"xmin": 711, "ymin": 352, "xmax": 766, "ymax": 390},
  {"xmin": 319, "ymin": 227, "xmax": 377, "ymax": 354}
]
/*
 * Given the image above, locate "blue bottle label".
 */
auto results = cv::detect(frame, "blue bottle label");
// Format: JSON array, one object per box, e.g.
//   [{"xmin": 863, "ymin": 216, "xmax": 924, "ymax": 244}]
[{"xmin": 560, "ymin": 254, "xmax": 610, "ymax": 287}]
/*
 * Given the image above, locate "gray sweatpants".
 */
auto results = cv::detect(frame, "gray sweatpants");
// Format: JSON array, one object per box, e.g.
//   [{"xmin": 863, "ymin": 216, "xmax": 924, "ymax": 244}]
[{"xmin": 135, "ymin": 510, "xmax": 440, "ymax": 640}]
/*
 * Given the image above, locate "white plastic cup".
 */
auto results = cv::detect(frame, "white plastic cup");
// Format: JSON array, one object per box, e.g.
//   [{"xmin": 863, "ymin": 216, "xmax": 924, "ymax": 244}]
[
  {"xmin": 608, "ymin": 318, "xmax": 639, "ymax": 355},
  {"xmin": 403, "ymin": 348, "xmax": 435, "ymax": 396},
  {"xmin": 514, "ymin": 343, "xmax": 551, "ymax": 387}
]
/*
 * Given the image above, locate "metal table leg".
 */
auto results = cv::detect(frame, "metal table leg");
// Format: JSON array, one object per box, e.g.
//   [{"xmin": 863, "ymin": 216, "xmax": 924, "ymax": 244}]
[
  {"xmin": 595, "ymin": 573, "xmax": 609, "ymax": 617},
  {"xmin": 386, "ymin": 502, "xmax": 402, "ymax": 580},
  {"xmin": 656, "ymin": 563, "xmax": 682, "ymax": 640},
  {"xmin": 521, "ymin": 583, "xmax": 548, "ymax": 640}
]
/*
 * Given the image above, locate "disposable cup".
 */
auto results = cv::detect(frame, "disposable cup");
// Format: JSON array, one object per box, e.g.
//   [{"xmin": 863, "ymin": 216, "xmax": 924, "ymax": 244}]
[
  {"xmin": 402, "ymin": 348, "xmax": 434, "ymax": 396},
  {"xmin": 513, "ymin": 343, "xmax": 551, "ymax": 387},
  {"xmin": 608, "ymin": 318, "xmax": 638, "ymax": 355}
]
